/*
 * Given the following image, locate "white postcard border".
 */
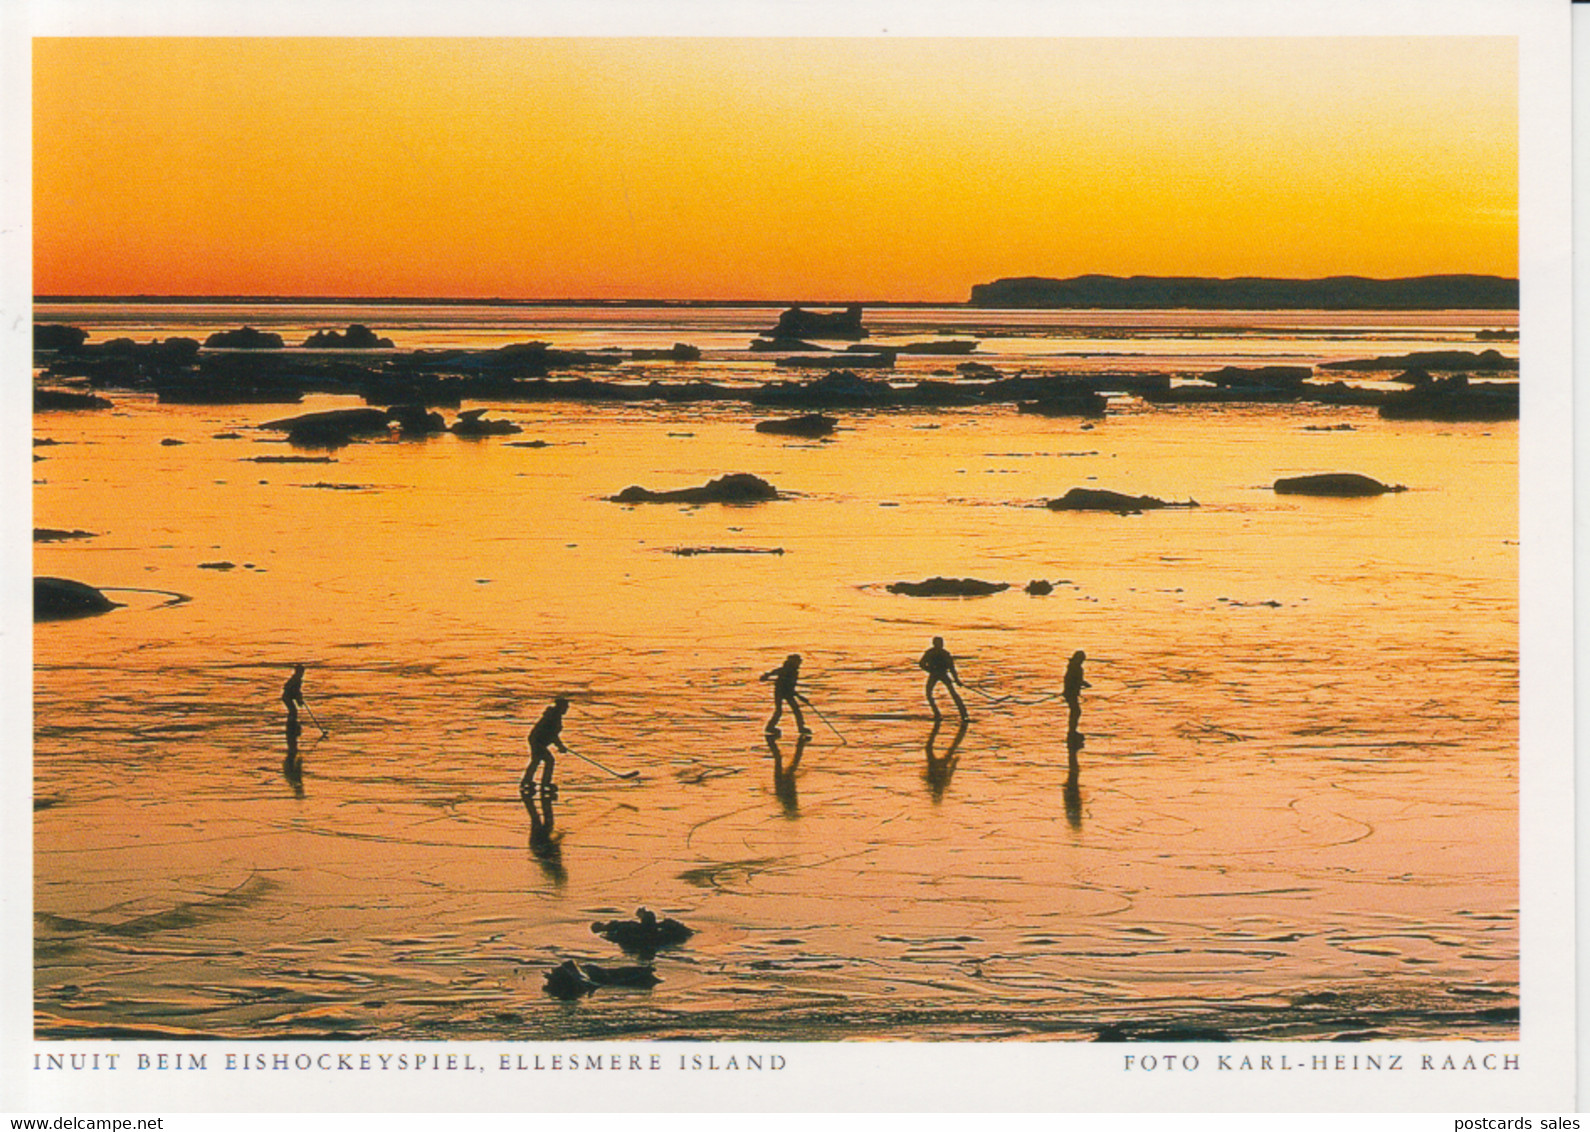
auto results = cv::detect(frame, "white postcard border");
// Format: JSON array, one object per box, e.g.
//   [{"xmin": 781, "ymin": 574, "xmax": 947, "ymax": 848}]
[{"xmin": 2, "ymin": 0, "xmax": 1575, "ymax": 1115}]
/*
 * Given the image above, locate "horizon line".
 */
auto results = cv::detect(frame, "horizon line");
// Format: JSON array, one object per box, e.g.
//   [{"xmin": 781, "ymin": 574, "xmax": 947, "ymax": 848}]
[{"xmin": 34, "ymin": 271, "xmax": 1523, "ymax": 310}]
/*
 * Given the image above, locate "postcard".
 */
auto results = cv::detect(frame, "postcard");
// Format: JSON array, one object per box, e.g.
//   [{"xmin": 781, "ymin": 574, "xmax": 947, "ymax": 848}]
[{"xmin": 4, "ymin": 0, "xmax": 1576, "ymax": 1116}]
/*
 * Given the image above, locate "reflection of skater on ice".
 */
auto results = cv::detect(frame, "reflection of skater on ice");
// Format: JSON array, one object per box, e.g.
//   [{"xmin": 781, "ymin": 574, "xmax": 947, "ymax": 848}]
[
  {"xmin": 281, "ymin": 751, "xmax": 304, "ymax": 797},
  {"xmin": 523, "ymin": 788, "xmax": 566, "ymax": 887},
  {"xmin": 924, "ymin": 718, "xmax": 968, "ymax": 802},
  {"xmin": 767, "ymin": 731, "xmax": 808, "ymax": 817},
  {"xmin": 1066, "ymin": 728, "xmax": 1085, "ymax": 783}
]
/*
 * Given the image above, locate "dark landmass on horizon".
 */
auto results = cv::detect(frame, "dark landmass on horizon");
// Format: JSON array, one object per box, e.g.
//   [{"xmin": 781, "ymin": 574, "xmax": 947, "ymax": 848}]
[
  {"xmin": 968, "ymin": 274, "xmax": 1518, "ymax": 310},
  {"xmin": 36, "ymin": 274, "xmax": 1519, "ymax": 311}
]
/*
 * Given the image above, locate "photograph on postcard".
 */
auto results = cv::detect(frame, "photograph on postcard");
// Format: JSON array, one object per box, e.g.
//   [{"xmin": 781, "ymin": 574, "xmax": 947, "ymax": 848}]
[{"xmin": 29, "ymin": 33, "xmax": 1529, "ymax": 1056}]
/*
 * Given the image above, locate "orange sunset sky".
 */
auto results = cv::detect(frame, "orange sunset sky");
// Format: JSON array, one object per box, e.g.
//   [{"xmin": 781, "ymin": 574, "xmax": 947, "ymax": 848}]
[{"xmin": 33, "ymin": 37, "xmax": 1517, "ymax": 301}]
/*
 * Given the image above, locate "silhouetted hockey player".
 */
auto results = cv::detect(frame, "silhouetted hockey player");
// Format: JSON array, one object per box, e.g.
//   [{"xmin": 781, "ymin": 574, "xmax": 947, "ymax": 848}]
[
  {"xmin": 1063, "ymin": 650, "xmax": 1090, "ymax": 736},
  {"xmin": 281, "ymin": 664, "xmax": 306, "ymax": 760},
  {"xmin": 760, "ymin": 654, "xmax": 811, "ymax": 738},
  {"xmin": 918, "ymin": 636, "xmax": 969, "ymax": 722},
  {"xmin": 521, "ymin": 696, "xmax": 570, "ymax": 797}
]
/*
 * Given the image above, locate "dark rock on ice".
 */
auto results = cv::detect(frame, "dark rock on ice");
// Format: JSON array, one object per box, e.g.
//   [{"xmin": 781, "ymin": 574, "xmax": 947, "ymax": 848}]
[
  {"xmin": 1016, "ymin": 387, "xmax": 1108, "ymax": 417},
  {"xmin": 302, "ymin": 324, "xmax": 394, "ymax": 349},
  {"xmin": 751, "ymin": 369, "xmax": 895, "ymax": 408},
  {"xmin": 154, "ymin": 357, "xmax": 309, "ymax": 403},
  {"xmin": 542, "ymin": 960, "xmax": 598, "ymax": 1000},
  {"xmin": 155, "ymin": 337, "xmax": 203, "ymax": 363},
  {"xmin": 1025, "ymin": 579, "xmax": 1054, "ymax": 595},
  {"xmin": 887, "ymin": 577, "xmax": 1010, "ymax": 597},
  {"xmin": 754, "ymin": 413, "xmax": 837, "ymax": 437},
  {"xmin": 1377, "ymin": 374, "xmax": 1518, "ymax": 421},
  {"xmin": 1141, "ymin": 382, "xmax": 1298, "ymax": 404},
  {"xmin": 486, "ymin": 341, "xmax": 624, "ymax": 372},
  {"xmin": 1299, "ymin": 381, "xmax": 1391, "ymax": 407},
  {"xmin": 609, "ymin": 473, "xmax": 780, "ymax": 505},
  {"xmin": 34, "ymin": 529, "xmax": 96, "ymax": 542},
  {"xmin": 776, "ymin": 352, "xmax": 893, "ymax": 370},
  {"xmin": 1294, "ymin": 991, "xmax": 1342, "ymax": 1005},
  {"xmin": 101, "ymin": 337, "xmax": 203, "ymax": 365},
  {"xmin": 450, "ymin": 408, "xmax": 522, "ymax": 436},
  {"xmin": 1047, "ymin": 488, "xmax": 1194, "ymax": 514},
  {"xmin": 1273, "ymin": 473, "xmax": 1406, "ymax": 496},
  {"xmin": 591, "ymin": 908, "xmax": 694, "ymax": 953},
  {"xmin": 35, "ymin": 389, "xmax": 113, "ymax": 411},
  {"xmin": 630, "ymin": 343, "xmax": 701, "ymax": 361},
  {"xmin": 358, "ymin": 373, "xmax": 465, "ymax": 409},
  {"xmin": 35, "ymin": 325, "xmax": 89, "ymax": 352},
  {"xmin": 1319, "ymin": 348, "xmax": 1516, "ymax": 372},
  {"xmin": 262, "ymin": 408, "xmax": 393, "ymax": 448},
  {"xmin": 891, "ymin": 379, "xmax": 982, "ymax": 406},
  {"xmin": 204, "ymin": 326, "xmax": 286, "ymax": 350},
  {"xmin": 761, "ymin": 305, "xmax": 868, "ymax": 340},
  {"xmin": 749, "ymin": 337, "xmax": 827, "ymax": 352},
  {"xmin": 385, "ymin": 404, "xmax": 447, "ymax": 436},
  {"xmin": 581, "ymin": 963, "xmax": 661, "ymax": 988},
  {"xmin": 1200, "ymin": 365, "xmax": 1313, "ymax": 389},
  {"xmin": 35, "ymin": 577, "xmax": 119, "ymax": 621},
  {"xmin": 1009, "ymin": 373, "xmax": 1168, "ymax": 402}
]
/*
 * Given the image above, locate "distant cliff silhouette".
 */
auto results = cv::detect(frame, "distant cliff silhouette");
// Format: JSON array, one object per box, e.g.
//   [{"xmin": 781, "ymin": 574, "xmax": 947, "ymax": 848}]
[{"xmin": 968, "ymin": 275, "xmax": 1518, "ymax": 310}]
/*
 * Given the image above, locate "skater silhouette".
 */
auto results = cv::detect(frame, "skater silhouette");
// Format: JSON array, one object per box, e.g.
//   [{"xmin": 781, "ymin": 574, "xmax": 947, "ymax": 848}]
[
  {"xmin": 283, "ymin": 664, "xmax": 303, "ymax": 734},
  {"xmin": 918, "ymin": 636, "xmax": 969, "ymax": 722},
  {"xmin": 767, "ymin": 732, "xmax": 808, "ymax": 817},
  {"xmin": 282, "ymin": 664, "xmax": 306, "ymax": 712},
  {"xmin": 521, "ymin": 697, "xmax": 570, "ymax": 797},
  {"xmin": 281, "ymin": 664, "xmax": 306, "ymax": 764},
  {"xmin": 523, "ymin": 789, "xmax": 567, "ymax": 887},
  {"xmin": 1063, "ymin": 650, "xmax": 1090, "ymax": 737},
  {"xmin": 924, "ymin": 718, "xmax": 968, "ymax": 802},
  {"xmin": 760, "ymin": 654, "xmax": 811, "ymax": 737}
]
